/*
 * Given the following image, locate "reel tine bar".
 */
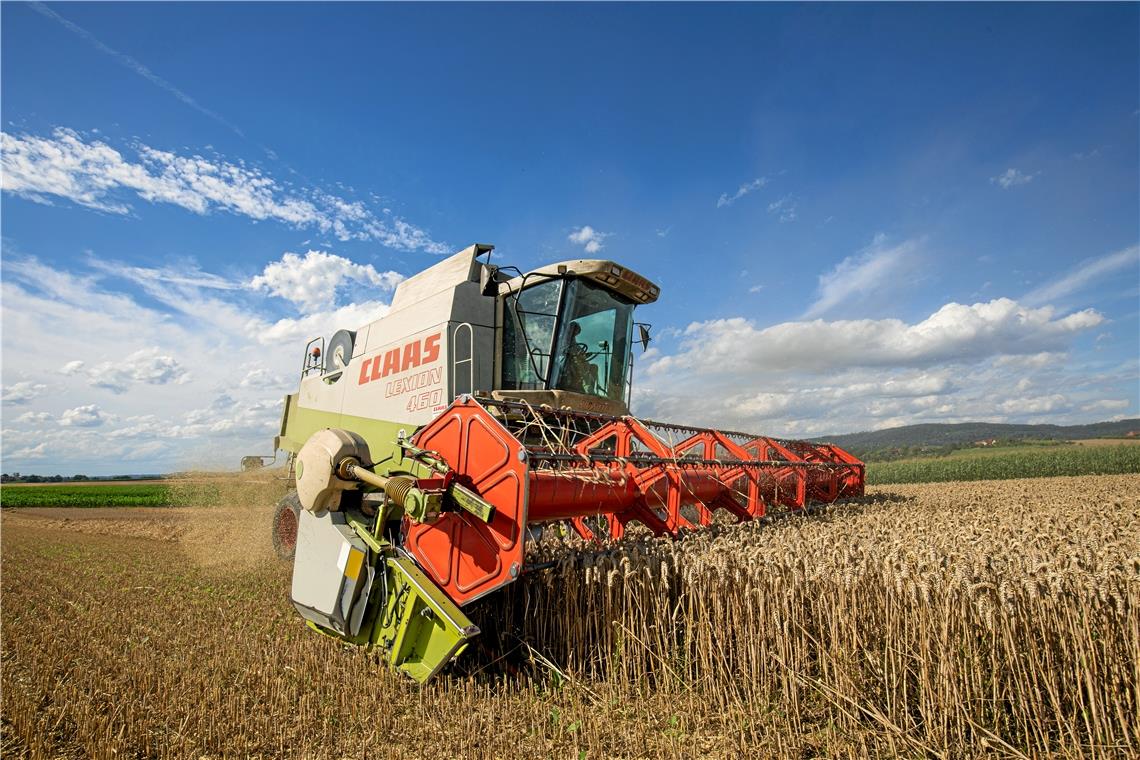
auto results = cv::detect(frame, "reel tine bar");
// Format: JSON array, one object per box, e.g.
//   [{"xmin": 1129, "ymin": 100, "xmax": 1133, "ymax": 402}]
[{"xmin": 479, "ymin": 397, "xmax": 865, "ymax": 542}]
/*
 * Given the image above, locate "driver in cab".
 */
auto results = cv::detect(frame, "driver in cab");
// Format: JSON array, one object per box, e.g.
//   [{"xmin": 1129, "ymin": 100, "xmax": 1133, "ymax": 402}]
[{"xmin": 561, "ymin": 322, "xmax": 598, "ymax": 395}]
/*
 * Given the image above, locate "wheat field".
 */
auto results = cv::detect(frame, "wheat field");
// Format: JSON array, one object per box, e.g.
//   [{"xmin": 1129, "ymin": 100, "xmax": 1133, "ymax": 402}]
[{"xmin": 2, "ymin": 474, "xmax": 1137, "ymax": 758}]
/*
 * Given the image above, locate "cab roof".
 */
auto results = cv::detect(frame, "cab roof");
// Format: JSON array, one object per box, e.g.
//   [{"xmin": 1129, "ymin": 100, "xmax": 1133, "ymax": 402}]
[{"xmin": 500, "ymin": 259, "xmax": 660, "ymax": 305}]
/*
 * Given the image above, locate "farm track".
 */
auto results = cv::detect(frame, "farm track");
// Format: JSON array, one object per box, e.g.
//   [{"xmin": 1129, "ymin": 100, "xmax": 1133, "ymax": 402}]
[
  {"xmin": 2, "ymin": 474, "xmax": 1137, "ymax": 759},
  {"xmin": 1, "ymin": 507, "xmax": 190, "ymax": 541}
]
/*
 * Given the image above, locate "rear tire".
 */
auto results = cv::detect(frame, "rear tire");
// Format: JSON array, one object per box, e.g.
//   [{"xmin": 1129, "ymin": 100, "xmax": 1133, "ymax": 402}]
[{"xmin": 272, "ymin": 491, "xmax": 301, "ymax": 561}]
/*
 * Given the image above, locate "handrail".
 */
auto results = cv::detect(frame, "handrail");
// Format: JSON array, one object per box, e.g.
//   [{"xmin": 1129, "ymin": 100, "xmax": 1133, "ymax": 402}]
[
  {"xmin": 301, "ymin": 336, "xmax": 325, "ymax": 377},
  {"xmin": 452, "ymin": 322, "xmax": 475, "ymax": 397}
]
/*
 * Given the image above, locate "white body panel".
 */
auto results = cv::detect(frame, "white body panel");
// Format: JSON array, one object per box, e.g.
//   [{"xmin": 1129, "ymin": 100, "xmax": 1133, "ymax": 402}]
[
  {"xmin": 291, "ymin": 509, "xmax": 373, "ymax": 636},
  {"xmin": 294, "ymin": 245, "xmax": 497, "ymax": 427},
  {"xmin": 343, "ymin": 323, "xmax": 450, "ymax": 421}
]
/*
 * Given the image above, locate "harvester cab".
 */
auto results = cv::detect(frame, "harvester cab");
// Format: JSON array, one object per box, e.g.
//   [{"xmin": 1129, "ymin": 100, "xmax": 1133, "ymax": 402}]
[{"xmin": 272, "ymin": 243, "xmax": 864, "ymax": 683}]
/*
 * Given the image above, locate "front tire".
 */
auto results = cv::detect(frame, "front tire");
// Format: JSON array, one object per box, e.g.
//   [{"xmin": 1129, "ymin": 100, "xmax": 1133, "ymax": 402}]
[{"xmin": 272, "ymin": 491, "xmax": 301, "ymax": 561}]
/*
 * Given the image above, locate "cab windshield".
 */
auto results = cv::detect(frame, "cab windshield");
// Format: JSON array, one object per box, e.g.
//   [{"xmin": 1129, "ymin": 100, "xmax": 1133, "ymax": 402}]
[{"xmin": 502, "ymin": 278, "xmax": 635, "ymax": 402}]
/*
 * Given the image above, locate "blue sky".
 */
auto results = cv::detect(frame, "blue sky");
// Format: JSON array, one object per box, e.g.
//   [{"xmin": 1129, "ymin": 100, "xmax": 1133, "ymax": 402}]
[{"xmin": 2, "ymin": 2, "xmax": 1137, "ymax": 475}]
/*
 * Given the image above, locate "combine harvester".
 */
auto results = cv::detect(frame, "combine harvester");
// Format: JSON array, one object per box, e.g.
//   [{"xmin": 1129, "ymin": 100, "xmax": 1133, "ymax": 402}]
[{"xmin": 271, "ymin": 244, "xmax": 864, "ymax": 683}]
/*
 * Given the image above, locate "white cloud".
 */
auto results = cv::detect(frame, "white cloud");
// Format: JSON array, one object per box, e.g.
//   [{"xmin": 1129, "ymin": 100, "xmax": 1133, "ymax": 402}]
[
  {"xmin": 748, "ymin": 284, "xmax": 764, "ymax": 294},
  {"xmin": 991, "ymin": 168, "xmax": 1039, "ymax": 189},
  {"xmin": 90, "ymin": 258, "xmax": 242, "ymax": 292},
  {"xmin": 877, "ymin": 374, "xmax": 956, "ymax": 397},
  {"xmin": 767, "ymin": 195, "xmax": 797, "ymax": 223},
  {"xmin": 17, "ymin": 411, "xmax": 54, "ymax": 424},
  {"xmin": 57, "ymin": 250, "xmax": 392, "ymax": 347},
  {"xmin": 125, "ymin": 349, "xmax": 189, "ymax": 385},
  {"xmin": 2, "ymin": 381, "xmax": 47, "ymax": 404},
  {"xmin": 248, "ymin": 250, "xmax": 404, "ymax": 314},
  {"xmin": 1022, "ymin": 244, "xmax": 1139, "ymax": 306},
  {"xmin": 10, "ymin": 442, "xmax": 47, "ymax": 459},
  {"xmin": 568, "ymin": 225, "xmax": 610, "ymax": 254},
  {"xmin": 59, "ymin": 404, "xmax": 110, "ymax": 427},
  {"xmin": 238, "ymin": 367, "xmax": 291, "ymax": 390},
  {"xmin": 1, "ymin": 128, "xmax": 449, "ymax": 254},
  {"xmin": 0, "ymin": 249, "xmax": 410, "ymax": 473},
  {"xmin": 85, "ymin": 349, "xmax": 189, "ymax": 394},
  {"xmin": 255, "ymin": 300, "xmax": 391, "ymax": 346},
  {"xmin": 803, "ymin": 234, "xmax": 921, "ymax": 318},
  {"xmin": 999, "ymin": 394, "xmax": 1067, "ymax": 415},
  {"xmin": 717, "ymin": 177, "xmax": 768, "ymax": 208},
  {"xmin": 1081, "ymin": 399, "xmax": 1129, "ymax": 413},
  {"xmin": 993, "ymin": 352, "xmax": 1066, "ymax": 369},
  {"xmin": 724, "ymin": 373, "xmax": 957, "ymax": 421},
  {"xmin": 634, "ymin": 357, "xmax": 1127, "ymax": 439},
  {"xmin": 647, "ymin": 298, "xmax": 1103, "ymax": 378},
  {"xmin": 631, "ymin": 282, "xmax": 1122, "ymax": 437}
]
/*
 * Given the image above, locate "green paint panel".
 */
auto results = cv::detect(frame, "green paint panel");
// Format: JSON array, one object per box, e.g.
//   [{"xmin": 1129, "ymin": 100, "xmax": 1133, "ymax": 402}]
[
  {"xmin": 278, "ymin": 394, "xmax": 419, "ymax": 463},
  {"xmin": 278, "ymin": 397, "xmax": 479, "ymax": 682},
  {"xmin": 306, "ymin": 544, "xmax": 478, "ymax": 683},
  {"xmin": 379, "ymin": 556, "xmax": 479, "ymax": 682},
  {"xmin": 278, "ymin": 395, "xmax": 442, "ymax": 481}
]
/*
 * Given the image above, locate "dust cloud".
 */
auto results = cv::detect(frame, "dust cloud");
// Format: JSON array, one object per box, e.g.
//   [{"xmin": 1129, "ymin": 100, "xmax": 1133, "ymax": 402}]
[{"xmin": 166, "ymin": 470, "xmax": 290, "ymax": 571}]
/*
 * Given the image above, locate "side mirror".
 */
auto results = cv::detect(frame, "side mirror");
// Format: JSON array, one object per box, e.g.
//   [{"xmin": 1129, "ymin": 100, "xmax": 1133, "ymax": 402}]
[
  {"xmin": 480, "ymin": 264, "xmax": 500, "ymax": 297},
  {"xmin": 637, "ymin": 323, "xmax": 652, "ymax": 351}
]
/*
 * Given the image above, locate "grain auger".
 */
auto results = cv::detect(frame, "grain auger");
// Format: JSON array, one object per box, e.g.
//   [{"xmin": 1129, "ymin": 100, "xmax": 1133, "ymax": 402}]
[{"xmin": 270, "ymin": 244, "xmax": 864, "ymax": 683}]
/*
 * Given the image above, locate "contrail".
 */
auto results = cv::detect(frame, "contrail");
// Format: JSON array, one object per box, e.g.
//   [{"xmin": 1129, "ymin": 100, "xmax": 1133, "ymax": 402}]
[
  {"xmin": 28, "ymin": 2, "xmax": 246, "ymax": 138},
  {"xmin": 1022, "ymin": 244, "xmax": 1140, "ymax": 307}
]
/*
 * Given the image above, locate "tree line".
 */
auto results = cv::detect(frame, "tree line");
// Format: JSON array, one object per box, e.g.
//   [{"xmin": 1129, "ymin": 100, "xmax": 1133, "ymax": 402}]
[{"xmin": 0, "ymin": 473, "xmax": 151, "ymax": 483}]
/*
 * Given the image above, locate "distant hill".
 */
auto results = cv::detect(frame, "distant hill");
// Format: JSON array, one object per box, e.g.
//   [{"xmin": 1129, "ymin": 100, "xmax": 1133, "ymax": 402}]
[{"xmin": 816, "ymin": 419, "xmax": 1139, "ymax": 459}]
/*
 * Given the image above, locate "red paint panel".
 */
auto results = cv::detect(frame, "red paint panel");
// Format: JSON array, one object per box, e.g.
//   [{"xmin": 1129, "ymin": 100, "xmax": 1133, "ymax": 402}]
[
  {"xmin": 405, "ymin": 399, "xmax": 527, "ymax": 606},
  {"xmin": 402, "ymin": 397, "xmax": 864, "ymax": 606}
]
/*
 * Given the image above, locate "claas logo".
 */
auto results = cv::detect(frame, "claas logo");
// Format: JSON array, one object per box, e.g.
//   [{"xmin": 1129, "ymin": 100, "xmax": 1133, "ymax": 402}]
[{"xmin": 358, "ymin": 333, "xmax": 441, "ymax": 385}]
